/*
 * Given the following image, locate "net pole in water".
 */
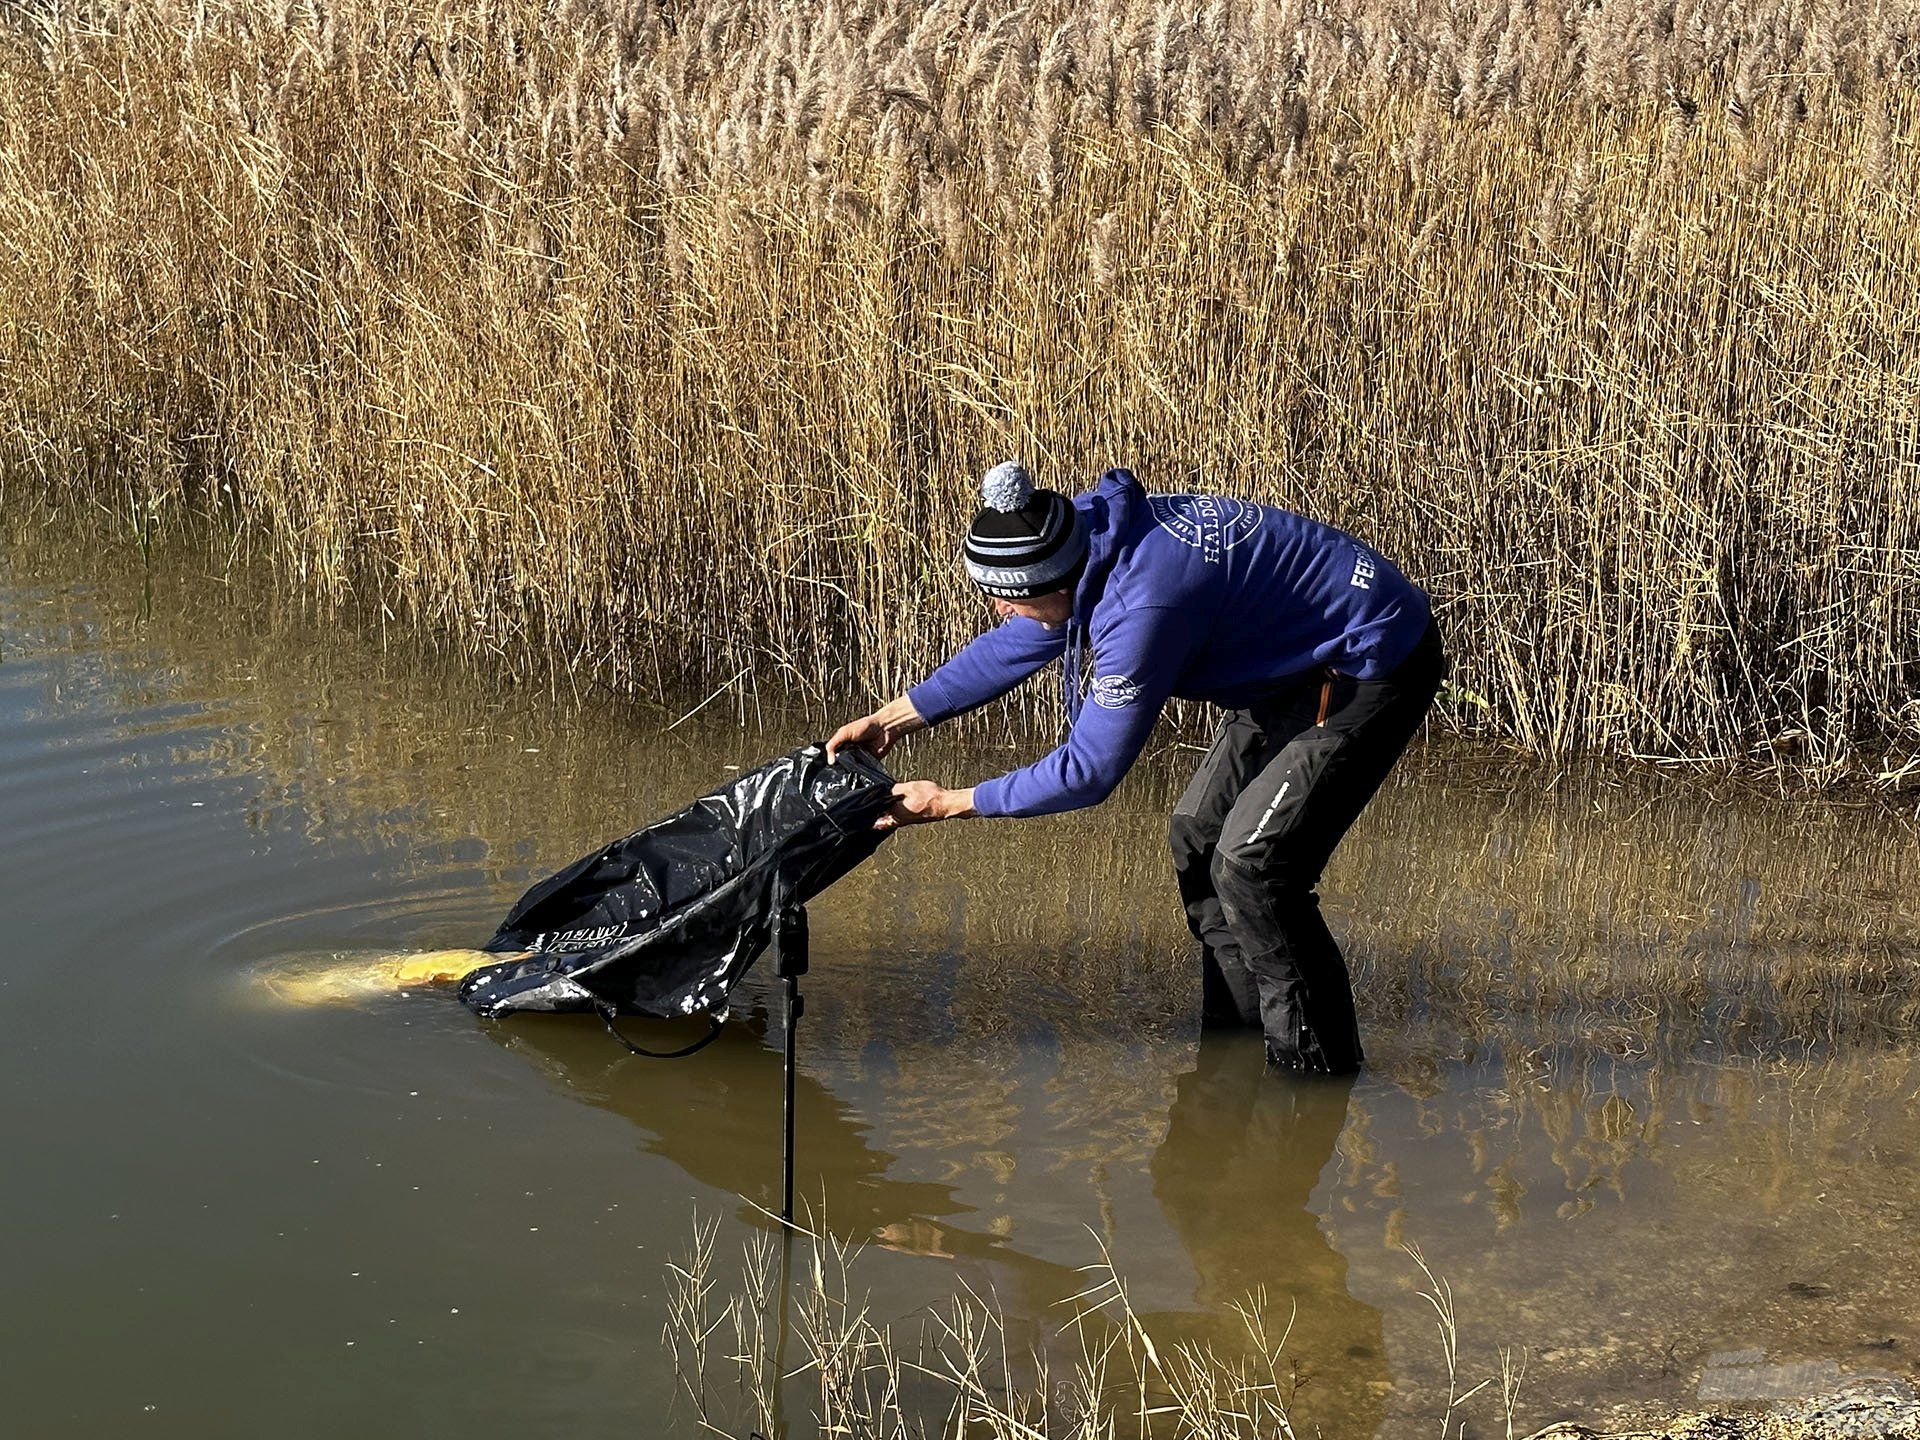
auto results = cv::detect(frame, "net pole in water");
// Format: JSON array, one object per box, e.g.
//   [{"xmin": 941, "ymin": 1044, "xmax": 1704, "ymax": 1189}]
[{"xmin": 776, "ymin": 903, "xmax": 808, "ymax": 1225}]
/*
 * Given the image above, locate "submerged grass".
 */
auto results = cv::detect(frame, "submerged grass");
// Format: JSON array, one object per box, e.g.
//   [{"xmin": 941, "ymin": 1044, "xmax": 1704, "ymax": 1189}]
[{"xmin": 0, "ymin": 0, "xmax": 1918, "ymax": 780}]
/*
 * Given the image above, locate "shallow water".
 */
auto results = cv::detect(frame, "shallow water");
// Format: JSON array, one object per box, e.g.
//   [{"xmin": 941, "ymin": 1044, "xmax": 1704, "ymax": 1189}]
[{"xmin": 3, "ymin": 525, "xmax": 1918, "ymax": 1438}]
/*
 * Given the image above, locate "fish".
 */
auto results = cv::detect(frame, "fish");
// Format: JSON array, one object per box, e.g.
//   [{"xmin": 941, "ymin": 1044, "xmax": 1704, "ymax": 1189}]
[{"xmin": 254, "ymin": 949, "xmax": 528, "ymax": 1007}]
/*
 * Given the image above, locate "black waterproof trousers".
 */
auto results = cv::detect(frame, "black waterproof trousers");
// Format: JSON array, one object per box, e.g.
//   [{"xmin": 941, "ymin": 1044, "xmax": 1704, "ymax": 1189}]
[{"xmin": 1167, "ymin": 620, "xmax": 1445, "ymax": 1073}]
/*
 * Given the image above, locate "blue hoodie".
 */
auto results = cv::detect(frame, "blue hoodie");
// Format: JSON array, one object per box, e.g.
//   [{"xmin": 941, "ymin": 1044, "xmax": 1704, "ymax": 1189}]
[{"xmin": 906, "ymin": 470, "xmax": 1431, "ymax": 818}]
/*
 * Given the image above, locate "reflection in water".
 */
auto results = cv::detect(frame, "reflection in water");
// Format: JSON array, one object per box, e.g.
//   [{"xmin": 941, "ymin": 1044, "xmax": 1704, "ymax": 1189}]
[
  {"xmin": 1148, "ymin": 1037, "xmax": 1385, "ymax": 1430},
  {"xmin": 491, "ymin": 1008, "xmax": 994, "ymax": 1266},
  {"xmin": 478, "ymin": 967, "xmax": 1920, "ymax": 1435},
  {"xmin": 1328, "ymin": 1040, "xmax": 1920, "ymax": 1435},
  {"xmin": 488, "ymin": 1013, "xmax": 1389, "ymax": 1436}
]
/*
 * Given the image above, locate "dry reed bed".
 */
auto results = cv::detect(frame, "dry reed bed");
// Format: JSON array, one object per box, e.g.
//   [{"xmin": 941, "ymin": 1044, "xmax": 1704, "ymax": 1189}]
[{"xmin": 1, "ymin": 0, "xmax": 1918, "ymax": 777}]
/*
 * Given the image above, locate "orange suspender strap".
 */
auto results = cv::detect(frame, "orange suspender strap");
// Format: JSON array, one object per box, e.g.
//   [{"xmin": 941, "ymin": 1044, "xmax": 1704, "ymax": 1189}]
[{"xmin": 1316, "ymin": 673, "xmax": 1333, "ymax": 727}]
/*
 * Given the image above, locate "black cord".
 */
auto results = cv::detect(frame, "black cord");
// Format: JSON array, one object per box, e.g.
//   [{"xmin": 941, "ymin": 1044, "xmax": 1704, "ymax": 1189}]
[{"xmin": 593, "ymin": 1001, "xmax": 726, "ymax": 1059}]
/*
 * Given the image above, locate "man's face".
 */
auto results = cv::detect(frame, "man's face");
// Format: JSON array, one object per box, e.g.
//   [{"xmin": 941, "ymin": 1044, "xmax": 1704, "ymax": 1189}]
[{"xmin": 992, "ymin": 590, "xmax": 1074, "ymax": 629}]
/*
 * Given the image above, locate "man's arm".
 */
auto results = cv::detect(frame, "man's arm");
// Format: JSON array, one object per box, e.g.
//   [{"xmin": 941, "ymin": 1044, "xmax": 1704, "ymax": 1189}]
[
  {"xmin": 904, "ymin": 614, "xmax": 1069, "ymax": 725},
  {"xmin": 972, "ymin": 605, "xmax": 1195, "ymax": 818},
  {"xmin": 827, "ymin": 615, "xmax": 1068, "ymax": 761}
]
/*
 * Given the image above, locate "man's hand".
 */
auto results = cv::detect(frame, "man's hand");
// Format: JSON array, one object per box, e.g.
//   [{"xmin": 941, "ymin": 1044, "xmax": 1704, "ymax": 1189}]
[
  {"xmin": 826, "ymin": 714, "xmax": 897, "ymax": 759},
  {"xmin": 875, "ymin": 781, "xmax": 977, "ymax": 830},
  {"xmin": 827, "ymin": 696, "xmax": 926, "ymax": 761}
]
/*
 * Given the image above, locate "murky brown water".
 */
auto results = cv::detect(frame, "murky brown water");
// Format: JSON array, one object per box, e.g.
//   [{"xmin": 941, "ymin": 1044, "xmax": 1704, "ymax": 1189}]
[{"xmin": 3, "ymin": 522, "xmax": 1918, "ymax": 1438}]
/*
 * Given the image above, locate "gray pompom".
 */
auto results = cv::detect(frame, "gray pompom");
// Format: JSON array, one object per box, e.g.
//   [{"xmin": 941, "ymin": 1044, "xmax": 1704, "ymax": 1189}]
[{"xmin": 981, "ymin": 461, "xmax": 1034, "ymax": 512}]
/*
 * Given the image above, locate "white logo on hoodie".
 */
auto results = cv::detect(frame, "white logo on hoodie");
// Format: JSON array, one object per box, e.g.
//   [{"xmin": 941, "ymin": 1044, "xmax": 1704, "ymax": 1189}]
[
  {"xmin": 1147, "ymin": 494, "xmax": 1263, "ymax": 564},
  {"xmin": 1090, "ymin": 674, "xmax": 1142, "ymax": 709}
]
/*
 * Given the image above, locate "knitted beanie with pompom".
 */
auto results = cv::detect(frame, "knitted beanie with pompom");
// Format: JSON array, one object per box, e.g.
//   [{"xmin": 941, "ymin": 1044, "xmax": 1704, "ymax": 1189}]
[{"xmin": 963, "ymin": 461, "xmax": 1089, "ymax": 599}]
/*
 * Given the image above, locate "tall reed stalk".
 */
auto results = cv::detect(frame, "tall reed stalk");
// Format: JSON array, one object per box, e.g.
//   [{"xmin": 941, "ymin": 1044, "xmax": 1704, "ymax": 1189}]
[{"xmin": 2, "ymin": 0, "xmax": 1917, "ymax": 778}]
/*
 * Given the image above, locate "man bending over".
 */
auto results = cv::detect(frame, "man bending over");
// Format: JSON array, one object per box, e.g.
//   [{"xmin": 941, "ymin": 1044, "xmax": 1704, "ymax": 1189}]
[{"xmin": 828, "ymin": 463, "xmax": 1442, "ymax": 1075}]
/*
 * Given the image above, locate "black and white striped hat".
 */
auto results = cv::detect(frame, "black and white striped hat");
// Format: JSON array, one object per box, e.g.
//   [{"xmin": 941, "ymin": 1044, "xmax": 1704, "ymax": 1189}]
[{"xmin": 963, "ymin": 462, "xmax": 1089, "ymax": 599}]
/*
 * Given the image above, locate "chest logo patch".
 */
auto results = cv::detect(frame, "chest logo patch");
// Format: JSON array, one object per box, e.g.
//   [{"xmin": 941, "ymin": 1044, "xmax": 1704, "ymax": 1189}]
[
  {"xmin": 1090, "ymin": 674, "xmax": 1142, "ymax": 709},
  {"xmin": 1147, "ymin": 493, "xmax": 1263, "ymax": 564}
]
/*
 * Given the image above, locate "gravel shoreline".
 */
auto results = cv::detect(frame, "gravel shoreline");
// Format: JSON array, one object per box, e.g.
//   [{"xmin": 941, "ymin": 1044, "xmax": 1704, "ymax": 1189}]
[{"xmin": 1533, "ymin": 1380, "xmax": 1920, "ymax": 1440}]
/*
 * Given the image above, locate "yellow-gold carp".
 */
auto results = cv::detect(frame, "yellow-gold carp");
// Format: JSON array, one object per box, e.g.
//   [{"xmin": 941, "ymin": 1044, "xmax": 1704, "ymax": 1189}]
[{"xmin": 254, "ymin": 950, "xmax": 527, "ymax": 1007}]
